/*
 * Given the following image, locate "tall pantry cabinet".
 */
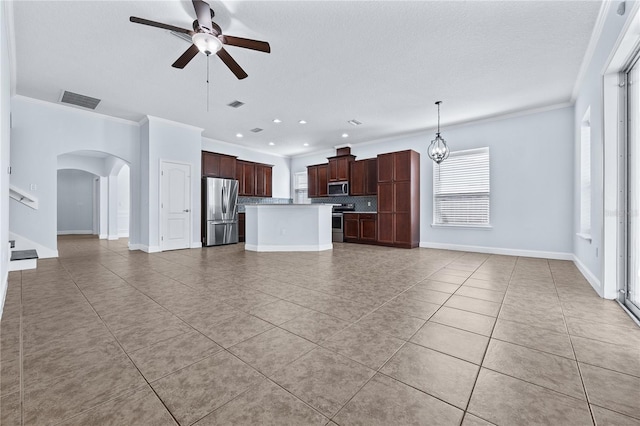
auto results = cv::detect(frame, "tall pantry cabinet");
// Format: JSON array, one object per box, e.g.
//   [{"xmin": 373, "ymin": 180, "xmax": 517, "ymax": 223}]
[{"xmin": 377, "ymin": 150, "xmax": 420, "ymax": 248}]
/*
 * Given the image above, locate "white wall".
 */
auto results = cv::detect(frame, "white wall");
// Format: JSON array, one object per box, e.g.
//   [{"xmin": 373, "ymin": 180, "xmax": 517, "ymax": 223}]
[
  {"xmin": 10, "ymin": 96, "xmax": 140, "ymax": 255},
  {"xmin": 202, "ymin": 137, "xmax": 292, "ymax": 199},
  {"xmin": 117, "ymin": 165, "xmax": 130, "ymax": 237},
  {"xmin": 291, "ymin": 106, "xmax": 575, "ymax": 258},
  {"xmin": 138, "ymin": 116, "xmax": 202, "ymax": 252},
  {"xmin": 573, "ymin": 3, "xmax": 635, "ymax": 296},
  {"xmin": 57, "ymin": 169, "xmax": 95, "ymax": 234},
  {"xmin": 0, "ymin": 1, "xmax": 12, "ymax": 317}
]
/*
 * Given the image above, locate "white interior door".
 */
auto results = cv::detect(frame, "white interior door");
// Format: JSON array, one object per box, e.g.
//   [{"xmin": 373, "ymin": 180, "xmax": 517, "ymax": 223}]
[{"xmin": 161, "ymin": 161, "xmax": 191, "ymax": 251}]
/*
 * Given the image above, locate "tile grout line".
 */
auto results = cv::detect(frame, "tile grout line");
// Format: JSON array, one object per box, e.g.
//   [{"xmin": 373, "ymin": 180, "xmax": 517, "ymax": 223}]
[
  {"xmin": 55, "ymin": 248, "xmax": 183, "ymax": 426},
  {"xmin": 329, "ymin": 252, "xmax": 496, "ymax": 425},
  {"xmin": 459, "ymin": 253, "xmax": 518, "ymax": 424},
  {"xmin": 548, "ymin": 259, "xmax": 597, "ymax": 426},
  {"xmin": 71, "ymin": 243, "xmax": 330, "ymax": 425}
]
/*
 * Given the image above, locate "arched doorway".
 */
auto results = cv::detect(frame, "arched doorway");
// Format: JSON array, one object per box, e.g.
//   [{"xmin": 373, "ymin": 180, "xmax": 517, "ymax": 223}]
[{"xmin": 57, "ymin": 151, "xmax": 132, "ymax": 241}]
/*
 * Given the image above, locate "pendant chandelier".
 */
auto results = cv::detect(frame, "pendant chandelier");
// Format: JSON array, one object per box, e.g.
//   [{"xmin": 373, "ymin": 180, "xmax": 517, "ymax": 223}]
[{"xmin": 428, "ymin": 101, "xmax": 450, "ymax": 164}]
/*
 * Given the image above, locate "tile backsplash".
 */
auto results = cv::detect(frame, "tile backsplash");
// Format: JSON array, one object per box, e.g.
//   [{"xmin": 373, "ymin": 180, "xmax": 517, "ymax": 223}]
[
  {"xmin": 238, "ymin": 197, "xmax": 292, "ymax": 212},
  {"xmin": 311, "ymin": 195, "xmax": 377, "ymax": 212}
]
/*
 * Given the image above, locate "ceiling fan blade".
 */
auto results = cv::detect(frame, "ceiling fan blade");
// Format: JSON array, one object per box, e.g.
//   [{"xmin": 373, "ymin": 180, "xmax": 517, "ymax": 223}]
[
  {"xmin": 216, "ymin": 48, "xmax": 248, "ymax": 79},
  {"xmin": 223, "ymin": 35, "xmax": 271, "ymax": 53},
  {"xmin": 172, "ymin": 44, "xmax": 200, "ymax": 69},
  {"xmin": 192, "ymin": 0, "xmax": 214, "ymax": 33},
  {"xmin": 129, "ymin": 16, "xmax": 193, "ymax": 36}
]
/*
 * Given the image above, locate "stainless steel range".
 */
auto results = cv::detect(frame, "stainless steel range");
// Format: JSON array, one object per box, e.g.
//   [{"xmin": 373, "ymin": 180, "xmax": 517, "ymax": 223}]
[{"xmin": 332, "ymin": 203, "xmax": 355, "ymax": 242}]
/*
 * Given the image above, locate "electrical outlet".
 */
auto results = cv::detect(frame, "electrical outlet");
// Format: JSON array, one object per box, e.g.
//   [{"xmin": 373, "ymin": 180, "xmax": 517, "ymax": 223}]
[
  {"xmin": 367, "ymin": 201, "xmax": 371, "ymax": 207},
  {"xmin": 30, "ymin": 184, "xmax": 37, "ymax": 191}
]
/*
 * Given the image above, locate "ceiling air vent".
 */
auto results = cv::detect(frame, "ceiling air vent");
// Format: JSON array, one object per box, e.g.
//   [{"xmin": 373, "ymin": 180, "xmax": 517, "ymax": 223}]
[
  {"xmin": 227, "ymin": 100, "xmax": 245, "ymax": 108},
  {"xmin": 250, "ymin": 128, "xmax": 263, "ymax": 133},
  {"xmin": 347, "ymin": 119, "xmax": 362, "ymax": 126},
  {"xmin": 60, "ymin": 91, "xmax": 101, "ymax": 110}
]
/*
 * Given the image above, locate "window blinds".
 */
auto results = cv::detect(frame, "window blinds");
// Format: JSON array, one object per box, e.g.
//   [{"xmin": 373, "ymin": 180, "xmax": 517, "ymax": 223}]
[
  {"xmin": 294, "ymin": 172, "xmax": 310, "ymax": 204},
  {"xmin": 433, "ymin": 147, "xmax": 490, "ymax": 225}
]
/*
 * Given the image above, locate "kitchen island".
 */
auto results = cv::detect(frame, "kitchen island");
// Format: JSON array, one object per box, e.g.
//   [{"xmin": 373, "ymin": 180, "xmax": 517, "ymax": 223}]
[{"xmin": 244, "ymin": 204, "xmax": 333, "ymax": 252}]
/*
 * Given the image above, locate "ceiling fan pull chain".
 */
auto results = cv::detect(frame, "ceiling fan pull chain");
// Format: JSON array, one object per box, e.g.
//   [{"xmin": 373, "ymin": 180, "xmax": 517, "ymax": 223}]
[{"xmin": 206, "ymin": 54, "xmax": 210, "ymax": 112}]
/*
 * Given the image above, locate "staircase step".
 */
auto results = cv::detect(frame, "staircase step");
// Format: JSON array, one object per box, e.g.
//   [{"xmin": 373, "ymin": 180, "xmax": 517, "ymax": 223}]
[{"xmin": 10, "ymin": 249, "xmax": 38, "ymax": 261}]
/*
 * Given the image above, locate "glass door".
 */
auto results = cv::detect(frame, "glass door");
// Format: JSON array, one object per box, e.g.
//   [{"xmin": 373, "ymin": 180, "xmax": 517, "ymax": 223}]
[{"xmin": 626, "ymin": 59, "xmax": 640, "ymax": 318}]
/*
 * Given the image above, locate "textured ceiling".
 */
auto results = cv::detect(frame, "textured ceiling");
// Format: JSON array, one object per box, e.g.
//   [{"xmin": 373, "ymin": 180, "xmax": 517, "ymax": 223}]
[{"xmin": 11, "ymin": 1, "xmax": 601, "ymax": 157}]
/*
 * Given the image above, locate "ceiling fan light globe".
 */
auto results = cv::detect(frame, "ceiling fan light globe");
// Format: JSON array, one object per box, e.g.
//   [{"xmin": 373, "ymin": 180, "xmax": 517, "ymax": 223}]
[{"xmin": 192, "ymin": 32, "xmax": 222, "ymax": 55}]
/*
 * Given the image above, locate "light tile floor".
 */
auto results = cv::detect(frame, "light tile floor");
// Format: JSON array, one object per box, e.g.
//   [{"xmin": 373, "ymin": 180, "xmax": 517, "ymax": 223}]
[{"xmin": 2, "ymin": 236, "xmax": 640, "ymax": 425}]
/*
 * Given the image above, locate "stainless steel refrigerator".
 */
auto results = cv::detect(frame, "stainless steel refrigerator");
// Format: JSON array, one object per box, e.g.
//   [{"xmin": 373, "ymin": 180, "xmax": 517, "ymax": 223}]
[{"xmin": 203, "ymin": 177, "xmax": 239, "ymax": 246}]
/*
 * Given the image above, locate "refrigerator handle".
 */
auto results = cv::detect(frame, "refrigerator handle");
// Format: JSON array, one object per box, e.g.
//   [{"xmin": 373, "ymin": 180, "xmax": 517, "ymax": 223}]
[{"xmin": 222, "ymin": 186, "xmax": 226, "ymax": 214}]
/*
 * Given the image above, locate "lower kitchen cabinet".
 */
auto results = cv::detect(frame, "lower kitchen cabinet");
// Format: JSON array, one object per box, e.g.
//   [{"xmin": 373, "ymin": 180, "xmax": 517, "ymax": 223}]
[
  {"xmin": 238, "ymin": 213, "xmax": 245, "ymax": 242},
  {"xmin": 343, "ymin": 213, "xmax": 377, "ymax": 244},
  {"xmin": 344, "ymin": 213, "xmax": 360, "ymax": 240},
  {"xmin": 359, "ymin": 213, "xmax": 377, "ymax": 242}
]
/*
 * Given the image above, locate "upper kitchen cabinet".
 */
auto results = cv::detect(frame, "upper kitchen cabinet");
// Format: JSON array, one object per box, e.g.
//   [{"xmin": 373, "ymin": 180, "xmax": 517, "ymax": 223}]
[
  {"xmin": 307, "ymin": 164, "xmax": 329, "ymax": 198},
  {"xmin": 255, "ymin": 163, "xmax": 273, "ymax": 197},
  {"xmin": 328, "ymin": 155, "xmax": 355, "ymax": 182},
  {"xmin": 350, "ymin": 158, "xmax": 377, "ymax": 196},
  {"xmin": 202, "ymin": 151, "xmax": 237, "ymax": 179},
  {"xmin": 236, "ymin": 160, "xmax": 255, "ymax": 196},
  {"xmin": 236, "ymin": 160, "xmax": 273, "ymax": 197},
  {"xmin": 377, "ymin": 150, "xmax": 420, "ymax": 248}
]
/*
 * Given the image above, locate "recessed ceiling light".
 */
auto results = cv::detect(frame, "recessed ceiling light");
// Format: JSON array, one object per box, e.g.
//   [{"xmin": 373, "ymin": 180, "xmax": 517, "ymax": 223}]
[
  {"xmin": 342, "ymin": 133, "xmax": 349, "ymax": 138},
  {"xmin": 348, "ymin": 119, "xmax": 362, "ymax": 126},
  {"xmin": 268, "ymin": 142, "xmax": 275, "ymax": 146},
  {"xmin": 273, "ymin": 118, "xmax": 282, "ymax": 123},
  {"xmin": 299, "ymin": 120, "xmax": 307, "ymax": 124},
  {"xmin": 303, "ymin": 143, "xmax": 309, "ymax": 146},
  {"xmin": 236, "ymin": 133, "xmax": 243, "ymax": 138}
]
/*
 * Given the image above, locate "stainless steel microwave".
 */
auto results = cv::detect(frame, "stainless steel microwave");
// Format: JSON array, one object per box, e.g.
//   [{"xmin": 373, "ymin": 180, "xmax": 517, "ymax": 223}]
[{"xmin": 328, "ymin": 181, "xmax": 349, "ymax": 196}]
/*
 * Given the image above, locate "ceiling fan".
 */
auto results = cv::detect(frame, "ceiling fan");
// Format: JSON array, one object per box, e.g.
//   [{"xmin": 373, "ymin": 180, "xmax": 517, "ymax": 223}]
[{"xmin": 130, "ymin": 0, "xmax": 270, "ymax": 79}]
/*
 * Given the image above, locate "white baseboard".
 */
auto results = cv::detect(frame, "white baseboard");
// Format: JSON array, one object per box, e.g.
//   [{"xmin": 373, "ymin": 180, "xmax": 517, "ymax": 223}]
[
  {"xmin": 99, "ymin": 234, "xmax": 107, "ymax": 240},
  {"xmin": 419, "ymin": 241, "xmax": 573, "ymax": 260},
  {"xmin": 245, "ymin": 243, "xmax": 333, "ymax": 252},
  {"xmin": 118, "ymin": 232, "xmax": 129, "ymax": 238},
  {"xmin": 190, "ymin": 242, "xmax": 202, "ymax": 249},
  {"xmin": 8, "ymin": 232, "xmax": 58, "ymax": 259},
  {"xmin": 128, "ymin": 244, "xmax": 162, "ymax": 253},
  {"xmin": 107, "ymin": 235, "xmax": 119, "ymax": 241},
  {"xmin": 57, "ymin": 230, "xmax": 93, "ymax": 235},
  {"xmin": 572, "ymin": 254, "xmax": 604, "ymax": 298}
]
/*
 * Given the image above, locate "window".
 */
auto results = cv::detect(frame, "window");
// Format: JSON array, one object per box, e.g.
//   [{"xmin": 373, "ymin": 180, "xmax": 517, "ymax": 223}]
[
  {"xmin": 433, "ymin": 147, "xmax": 490, "ymax": 226},
  {"xmin": 294, "ymin": 172, "xmax": 310, "ymax": 204},
  {"xmin": 579, "ymin": 108, "xmax": 591, "ymax": 237}
]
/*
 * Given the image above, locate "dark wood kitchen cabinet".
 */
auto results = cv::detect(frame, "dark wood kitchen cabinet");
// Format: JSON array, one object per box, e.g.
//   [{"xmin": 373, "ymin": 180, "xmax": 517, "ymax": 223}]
[
  {"xmin": 359, "ymin": 213, "xmax": 377, "ymax": 242},
  {"xmin": 344, "ymin": 213, "xmax": 377, "ymax": 244},
  {"xmin": 202, "ymin": 152, "xmax": 237, "ymax": 179},
  {"xmin": 350, "ymin": 158, "xmax": 377, "ymax": 196},
  {"xmin": 307, "ymin": 164, "xmax": 329, "ymax": 198},
  {"xmin": 238, "ymin": 213, "xmax": 245, "ymax": 242},
  {"xmin": 236, "ymin": 161, "xmax": 255, "ymax": 196},
  {"xmin": 328, "ymin": 155, "xmax": 355, "ymax": 182},
  {"xmin": 255, "ymin": 163, "xmax": 273, "ymax": 197},
  {"xmin": 236, "ymin": 161, "xmax": 273, "ymax": 197},
  {"xmin": 377, "ymin": 150, "xmax": 419, "ymax": 248}
]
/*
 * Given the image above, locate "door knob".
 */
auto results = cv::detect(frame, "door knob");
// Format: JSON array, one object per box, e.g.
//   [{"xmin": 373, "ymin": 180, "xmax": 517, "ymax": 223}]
[{"xmin": 183, "ymin": 209, "xmax": 190, "ymax": 212}]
